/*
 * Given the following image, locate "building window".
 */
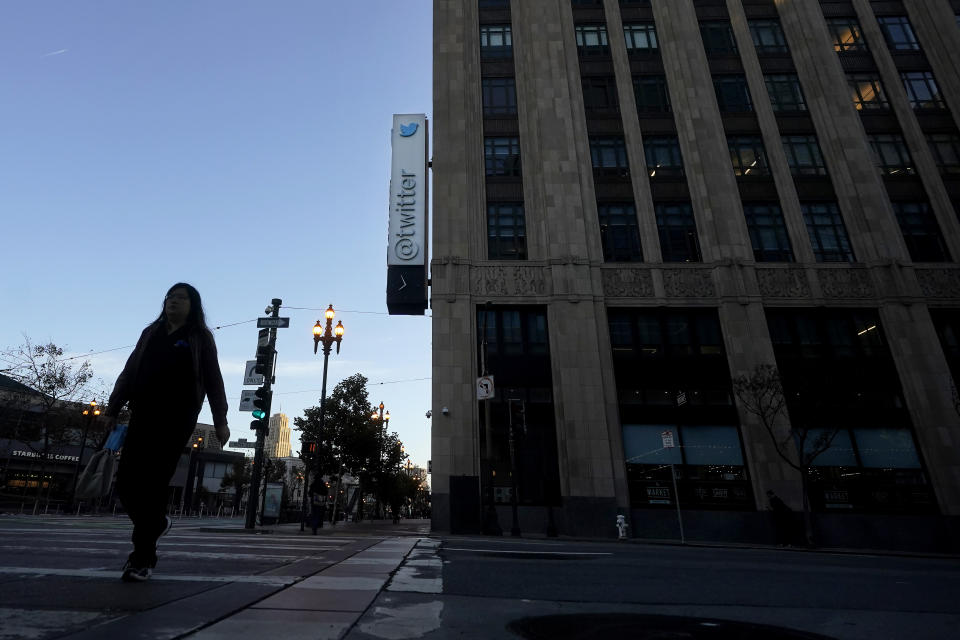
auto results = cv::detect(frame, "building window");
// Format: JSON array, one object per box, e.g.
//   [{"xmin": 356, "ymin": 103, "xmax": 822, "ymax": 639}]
[
  {"xmin": 644, "ymin": 136, "xmax": 684, "ymax": 178},
  {"xmin": 480, "ymin": 25, "xmax": 513, "ymax": 59},
  {"xmin": 610, "ymin": 308, "xmax": 748, "ymax": 510},
  {"xmin": 765, "ymin": 308, "xmax": 933, "ymax": 514},
  {"xmin": 623, "ymin": 23, "xmax": 658, "ymax": 54},
  {"xmin": 582, "ymin": 76, "xmax": 620, "ymax": 114},
  {"xmin": 801, "ymin": 202, "xmax": 855, "ymax": 262},
  {"xmin": 700, "ymin": 21, "xmax": 738, "ymax": 56},
  {"xmin": 826, "ymin": 17, "xmax": 869, "ymax": 52},
  {"xmin": 484, "ymin": 136, "xmax": 522, "ymax": 176},
  {"xmin": 892, "ymin": 201, "xmax": 951, "ymax": 262},
  {"xmin": 847, "ymin": 74, "xmax": 889, "ymax": 111},
  {"xmin": 765, "ymin": 73, "xmax": 807, "ymax": 112},
  {"xmin": 743, "ymin": 203, "xmax": 794, "ymax": 262},
  {"xmin": 590, "ymin": 136, "xmax": 630, "ymax": 177},
  {"xmin": 487, "ymin": 202, "xmax": 527, "ymax": 260},
  {"xmin": 901, "ymin": 71, "xmax": 946, "ymax": 110},
  {"xmin": 655, "ymin": 203, "xmax": 702, "ymax": 262},
  {"xmin": 782, "ymin": 135, "xmax": 828, "ymax": 176},
  {"xmin": 475, "ymin": 306, "xmax": 559, "ymax": 506},
  {"xmin": 634, "ymin": 75, "xmax": 671, "ymax": 113},
  {"xmin": 576, "ymin": 24, "xmax": 610, "ymax": 56},
  {"xmin": 728, "ymin": 136, "xmax": 770, "ymax": 177},
  {"xmin": 748, "ymin": 18, "xmax": 789, "ymax": 55},
  {"xmin": 482, "ymin": 77, "xmax": 517, "ymax": 116},
  {"xmin": 868, "ymin": 133, "xmax": 915, "ymax": 176},
  {"xmin": 927, "ymin": 133, "xmax": 960, "ymax": 174},
  {"xmin": 713, "ymin": 75, "xmax": 753, "ymax": 112},
  {"xmin": 876, "ymin": 16, "xmax": 920, "ymax": 51},
  {"xmin": 598, "ymin": 203, "xmax": 643, "ymax": 262},
  {"xmin": 479, "ymin": 0, "xmax": 510, "ymax": 7}
]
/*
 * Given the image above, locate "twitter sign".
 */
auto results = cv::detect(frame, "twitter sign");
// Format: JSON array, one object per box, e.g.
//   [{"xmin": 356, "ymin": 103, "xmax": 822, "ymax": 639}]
[
  {"xmin": 387, "ymin": 113, "xmax": 429, "ymax": 315},
  {"xmin": 388, "ymin": 113, "xmax": 428, "ymax": 267}
]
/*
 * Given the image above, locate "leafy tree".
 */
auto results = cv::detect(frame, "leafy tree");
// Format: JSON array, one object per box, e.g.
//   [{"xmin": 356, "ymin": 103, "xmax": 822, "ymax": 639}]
[
  {"xmin": 220, "ymin": 457, "xmax": 252, "ymax": 514},
  {"xmin": 294, "ymin": 373, "xmax": 383, "ymax": 518},
  {"xmin": 732, "ymin": 364, "xmax": 840, "ymax": 546},
  {"xmin": 2, "ymin": 337, "xmax": 94, "ymax": 511}
]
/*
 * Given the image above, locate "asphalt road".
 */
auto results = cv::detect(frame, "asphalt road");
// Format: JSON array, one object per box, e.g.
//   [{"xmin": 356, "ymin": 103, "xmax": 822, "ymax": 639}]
[
  {"xmin": 1, "ymin": 516, "xmax": 958, "ymax": 640},
  {"xmin": 348, "ymin": 537, "xmax": 960, "ymax": 640}
]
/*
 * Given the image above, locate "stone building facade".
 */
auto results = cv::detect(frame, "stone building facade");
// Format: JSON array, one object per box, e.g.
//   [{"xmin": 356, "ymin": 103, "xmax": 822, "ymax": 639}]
[{"xmin": 430, "ymin": 0, "xmax": 960, "ymax": 548}]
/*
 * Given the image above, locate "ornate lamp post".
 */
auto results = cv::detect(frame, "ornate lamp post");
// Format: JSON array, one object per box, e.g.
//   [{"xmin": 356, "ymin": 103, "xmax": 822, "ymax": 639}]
[
  {"xmin": 371, "ymin": 403, "xmax": 389, "ymax": 518},
  {"xmin": 68, "ymin": 400, "xmax": 100, "ymax": 510},
  {"xmin": 310, "ymin": 304, "xmax": 344, "ymax": 518},
  {"xmin": 300, "ymin": 440, "xmax": 317, "ymax": 531}
]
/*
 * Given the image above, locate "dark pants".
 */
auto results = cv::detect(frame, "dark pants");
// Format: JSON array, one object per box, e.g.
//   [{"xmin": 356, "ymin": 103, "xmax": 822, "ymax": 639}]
[{"xmin": 117, "ymin": 410, "xmax": 195, "ymax": 567}]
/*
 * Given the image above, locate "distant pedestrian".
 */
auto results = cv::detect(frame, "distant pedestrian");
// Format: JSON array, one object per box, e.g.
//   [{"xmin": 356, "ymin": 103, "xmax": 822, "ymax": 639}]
[
  {"xmin": 309, "ymin": 480, "xmax": 326, "ymax": 534},
  {"xmin": 767, "ymin": 489, "xmax": 793, "ymax": 547},
  {"xmin": 102, "ymin": 283, "xmax": 229, "ymax": 582}
]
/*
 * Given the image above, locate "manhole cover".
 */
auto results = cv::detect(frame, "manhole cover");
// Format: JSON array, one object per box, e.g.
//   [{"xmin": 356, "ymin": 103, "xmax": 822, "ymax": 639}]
[{"xmin": 507, "ymin": 613, "xmax": 835, "ymax": 639}]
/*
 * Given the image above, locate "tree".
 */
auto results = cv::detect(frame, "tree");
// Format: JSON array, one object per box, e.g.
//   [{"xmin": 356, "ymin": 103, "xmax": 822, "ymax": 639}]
[
  {"xmin": 2, "ymin": 337, "xmax": 94, "ymax": 512},
  {"xmin": 732, "ymin": 364, "xmax": 840, "ymax": 546},
  {"xmin": 294, "ymin": 373, "xmax": 381, "ymax": 518},
  {"xmin": 220, "ymin": 457, "xmax": 252, "ymax": 515}
]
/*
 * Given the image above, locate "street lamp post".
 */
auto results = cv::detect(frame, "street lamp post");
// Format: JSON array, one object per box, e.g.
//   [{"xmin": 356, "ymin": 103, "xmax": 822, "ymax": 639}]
[
  {"xmin": 300, "ymin": 441, "xmax": 316, "ymax": 532},
  {"xmin": 68, "ymin": 400, "xmax": 99, "ymax": 511},
  {"xmin": 371, "ymin": 402, "xmax": 390, "ymax": 519},
  {"xmin": 311, "ymin": 304, "xmax": 344, "ymax": 521}
]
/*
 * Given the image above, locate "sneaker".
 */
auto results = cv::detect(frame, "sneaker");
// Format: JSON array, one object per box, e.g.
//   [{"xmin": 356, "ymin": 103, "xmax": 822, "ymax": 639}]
[{"xmin": 121, "ymin": 561, "xmax": 152, "ymax": 582}]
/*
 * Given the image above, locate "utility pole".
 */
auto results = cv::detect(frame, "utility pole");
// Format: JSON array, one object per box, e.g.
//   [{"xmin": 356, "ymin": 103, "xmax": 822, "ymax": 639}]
[{"xmin": 245, "ymin": 298, "xmax": 282, "ymax": 529}]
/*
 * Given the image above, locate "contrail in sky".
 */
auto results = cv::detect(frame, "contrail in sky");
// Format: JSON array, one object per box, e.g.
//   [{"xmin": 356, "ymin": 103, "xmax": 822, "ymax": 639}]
[{"xmin": 42, "ymin": 49, "xmax": 68, "ymax": 57}]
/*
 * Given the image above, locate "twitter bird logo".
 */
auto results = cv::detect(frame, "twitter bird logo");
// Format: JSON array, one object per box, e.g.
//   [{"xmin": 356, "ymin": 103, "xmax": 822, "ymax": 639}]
[{"xmin": 399, "ymin": 122, "xmax": 419, "ymax": 137}]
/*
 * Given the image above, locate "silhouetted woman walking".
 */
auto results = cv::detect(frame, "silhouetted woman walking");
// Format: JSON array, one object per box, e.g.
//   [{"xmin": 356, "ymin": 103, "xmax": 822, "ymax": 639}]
[{"xmin": 103, "ymin": 283, "xmax": 229, "ymax": 581}]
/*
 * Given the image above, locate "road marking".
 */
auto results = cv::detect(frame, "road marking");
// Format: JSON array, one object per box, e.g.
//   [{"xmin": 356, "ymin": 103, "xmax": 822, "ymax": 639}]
[
  {"xmin": 0, "ymin": 545, "xmax": 326, "ymax": 562},
  {"xmin": 0, "ymin": 529, "xmax": 358, "ymax": 544},
  {"xmin": 0, "ymin": 566, "xmax": 297, "ymax": 585},
  {"xmin": 442, "ymin": 548, "xmax": 612, "ymax": 556}
]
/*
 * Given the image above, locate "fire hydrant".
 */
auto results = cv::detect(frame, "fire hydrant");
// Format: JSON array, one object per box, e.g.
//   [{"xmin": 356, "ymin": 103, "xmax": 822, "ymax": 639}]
[{"xmin": 616, "ymin": 514, "xmax": 629, "ymax": 540}]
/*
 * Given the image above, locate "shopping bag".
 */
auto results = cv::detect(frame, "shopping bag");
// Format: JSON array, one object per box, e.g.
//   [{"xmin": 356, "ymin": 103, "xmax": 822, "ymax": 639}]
[
  {"xmin": 75, "ymin": 449, "xmax": 116, "ymax": 499},
  {"xmin": 103, "ymin": 423, "xmax": 128, "ymax": 452}
]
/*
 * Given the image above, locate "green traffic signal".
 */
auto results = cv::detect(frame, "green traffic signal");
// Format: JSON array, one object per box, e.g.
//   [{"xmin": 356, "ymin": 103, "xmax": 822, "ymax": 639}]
[{"xmin": 252, "ymin": 409, "xmax": 266, "ymax": 420}]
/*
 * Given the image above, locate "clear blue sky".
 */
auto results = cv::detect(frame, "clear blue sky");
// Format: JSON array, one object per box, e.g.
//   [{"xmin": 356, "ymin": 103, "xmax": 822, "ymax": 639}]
[{"xmin": 0, "ymin": 2, "xmax": 434, "ymax": 466}]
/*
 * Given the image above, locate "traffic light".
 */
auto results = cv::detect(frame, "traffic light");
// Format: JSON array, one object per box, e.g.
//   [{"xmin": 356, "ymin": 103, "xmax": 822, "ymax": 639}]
[
  {"xmin": 252, "ymin": 387, "xmax": 272, "ymax": 420},
  {"xmin": 254, "ymin": 346, "xmax": 274, "ymax": 378},
  {"xmin": 509, "ymin": 399, "xmax": 526, "ymax": 434},
  {"xmin": 250, "ymin": 387, "xmax": 272, "ymax": 434}
]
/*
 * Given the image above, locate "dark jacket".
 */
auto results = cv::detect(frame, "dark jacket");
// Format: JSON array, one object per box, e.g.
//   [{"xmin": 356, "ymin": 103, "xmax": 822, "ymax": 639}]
[{"xmin": 107, "ymin": 322, "xmax": 229, "ymax": 428}]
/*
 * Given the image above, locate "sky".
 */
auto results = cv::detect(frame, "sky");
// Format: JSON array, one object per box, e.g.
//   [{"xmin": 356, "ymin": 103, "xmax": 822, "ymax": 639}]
[{"xmin": 0, "ymin": 2, "xmax": 435, "ymax": 468}]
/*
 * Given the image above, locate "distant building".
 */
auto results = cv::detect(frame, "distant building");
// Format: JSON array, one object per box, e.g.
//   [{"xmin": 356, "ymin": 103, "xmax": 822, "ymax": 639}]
[
  {"xmin": 430, "ymin": 0, "xmax": 960, "ymax": 548},
  {"xmin": 265, "ymin": 413, "xmax": 291, "ymax": 459},
  {"xmin": 189, "ymin": 423, "xmax": 225, "ymax": 451}
]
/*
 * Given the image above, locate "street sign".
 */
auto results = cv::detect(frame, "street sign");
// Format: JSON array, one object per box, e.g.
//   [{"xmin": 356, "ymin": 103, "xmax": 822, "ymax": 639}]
[
  {"xmin": 661, "ymin": 430, "xmax": 675, "ymax": 449},
  {"xmin": 239, "ymin": 390, "xmax": 257, "ymax": 412},
  {"xmin": 229, "ymin": 438, "xmax": 257, "ymax": 449},
  {"xmin": 257, "ymin": 317, "xmax": 290, "ymax": 328},
  {"xmin": 477, "ymin": 375, "xmax": 495, "ymax": 400},
  {"xmin": 243, "ymin": 360, "xmax": 264, "ymax": 386},
  {"xmin": 257, "ymin": 328, "xmax": 269, "ymax": 347}
]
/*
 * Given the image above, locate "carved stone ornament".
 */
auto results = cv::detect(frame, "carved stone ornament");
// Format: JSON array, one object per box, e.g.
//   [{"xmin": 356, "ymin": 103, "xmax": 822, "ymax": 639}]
[
  {"xmin": 818, "ymin": 268, "xmax": 874, "ymax": 299},
  {"xmin": 662, "ymin": 268, "xmax": 715, "ymax": 298},
  {"xmin": 916, "ymin": 268, "xmax": 960, "ymax": 299},
  {"xmin": 755, "ymin": 268, "xmax": 811, "ymax": 298},
  {"xmin": 602, "ymin": 268, "xmax": 654, "ymax": 297},
  {"xmin": 472, "ymin": 265, "xmax": 548, "ymax": 297}
]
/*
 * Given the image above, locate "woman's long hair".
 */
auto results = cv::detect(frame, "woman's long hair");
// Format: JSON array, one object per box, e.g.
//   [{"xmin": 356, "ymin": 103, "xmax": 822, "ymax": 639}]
[{"xmin": 155, "ymin": 282, "xmax": 209, "ymax": 331}]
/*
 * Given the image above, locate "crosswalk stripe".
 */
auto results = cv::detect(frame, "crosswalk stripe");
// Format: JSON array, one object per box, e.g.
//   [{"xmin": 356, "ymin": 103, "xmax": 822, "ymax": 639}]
[{"xmin": 0, "ymin": 566, "xmax": 297, "ymax": 585}]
